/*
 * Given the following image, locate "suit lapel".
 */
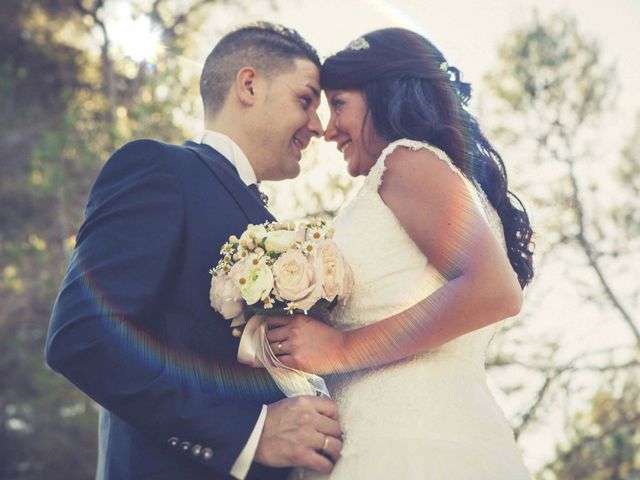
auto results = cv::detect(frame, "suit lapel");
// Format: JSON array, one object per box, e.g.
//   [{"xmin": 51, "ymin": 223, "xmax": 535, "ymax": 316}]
[{"xmin": 183, "ymin": 141, "xmax": 275, "ymax": 225}]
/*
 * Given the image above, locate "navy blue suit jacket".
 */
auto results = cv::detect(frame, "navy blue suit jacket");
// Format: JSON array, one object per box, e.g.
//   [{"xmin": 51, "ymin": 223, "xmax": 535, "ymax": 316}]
[{"xmin": 46, "ymin": 140, "xmax": 290, "ymax": 479}]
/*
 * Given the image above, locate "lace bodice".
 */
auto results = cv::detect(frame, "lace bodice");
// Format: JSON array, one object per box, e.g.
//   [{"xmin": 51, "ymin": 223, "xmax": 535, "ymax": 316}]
[{"xmin": 330, "ymin": 138, "xmax": 507, "ymax": 366}]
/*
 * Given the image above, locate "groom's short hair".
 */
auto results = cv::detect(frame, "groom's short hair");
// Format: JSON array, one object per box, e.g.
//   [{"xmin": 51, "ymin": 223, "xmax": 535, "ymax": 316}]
[{"xmin": 200, "ymin": 22, "xmax": 320, "ymax": 118}]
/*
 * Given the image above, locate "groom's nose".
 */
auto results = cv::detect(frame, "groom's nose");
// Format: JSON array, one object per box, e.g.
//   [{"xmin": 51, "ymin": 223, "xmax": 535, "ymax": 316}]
[{"xmin": 307, "ymin": 109, "xmax": 323, "ymax": 138}]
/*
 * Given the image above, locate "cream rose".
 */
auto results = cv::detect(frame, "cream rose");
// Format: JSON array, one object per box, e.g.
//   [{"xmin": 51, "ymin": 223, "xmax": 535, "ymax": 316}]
[
  {"xmin": 240, "ymin": 261, "xmax": 274, "ymax": 305},
  {"xmin": 313, "ymin": 240, "xmax": 354, "ymax": 302},
  {"xmin": 209, "ymin": 272, "xmax": 243, "ymax": 320},
  {"xmin": 264, "ymin": 230, "xmax": 298, "ymax": 253},
  {"xmin": 240, "ymin": 224, "xmax": 268, "ymax": 245},
  {"xmin": 272, "ymin": 250, "xmax": 321, "ymax": 310}
]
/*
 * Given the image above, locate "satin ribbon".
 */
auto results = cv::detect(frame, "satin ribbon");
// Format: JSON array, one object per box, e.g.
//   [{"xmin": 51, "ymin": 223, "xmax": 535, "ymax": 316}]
[{"xmin": 237, "ymin": 315, "xmax": 331, "ymax": 398}]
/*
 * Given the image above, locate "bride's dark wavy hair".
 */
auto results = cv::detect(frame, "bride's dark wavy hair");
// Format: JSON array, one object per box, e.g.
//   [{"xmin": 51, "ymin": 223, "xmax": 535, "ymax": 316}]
[{"xmin": 322, "ymin": 28, "xmax": 534, "ymax": 288}]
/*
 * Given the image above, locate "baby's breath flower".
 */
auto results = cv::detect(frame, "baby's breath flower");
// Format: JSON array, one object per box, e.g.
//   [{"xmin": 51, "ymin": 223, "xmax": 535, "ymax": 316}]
[
  {"xmin": 263, "ymin": 296, "xmax": 274, "ymax": 309},
  {"xmin": 220, "ymin": 242, "xmax": 234, "ymax": 254},
  {"xmin": 285, "ymin": 302, "xmax": 297, "ymax": 315}
]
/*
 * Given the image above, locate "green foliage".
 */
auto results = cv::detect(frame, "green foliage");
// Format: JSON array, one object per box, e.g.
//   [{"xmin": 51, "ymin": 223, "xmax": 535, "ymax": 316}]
[
  {"xmin": 485, "ymin": 12, "xmax": 615, "ymax": 147},
  {"xmin": 543, "ymin": 371, "xmax": 640, "ymax": 479},
  {"xmin": 0, "ymin": 0, "xmax": 209, "ymax": 478}
]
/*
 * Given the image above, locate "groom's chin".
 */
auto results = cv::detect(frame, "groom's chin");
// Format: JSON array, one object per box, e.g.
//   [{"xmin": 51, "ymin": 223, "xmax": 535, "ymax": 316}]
[{"xmin": 282, "ymin": 161, "xmax": 302, "ymax": 180}]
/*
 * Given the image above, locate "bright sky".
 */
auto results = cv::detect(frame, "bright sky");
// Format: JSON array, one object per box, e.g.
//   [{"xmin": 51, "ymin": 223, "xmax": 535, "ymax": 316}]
[{"xmin": 201, "ymin": 0, "xmax": 640, "ymax": 119}]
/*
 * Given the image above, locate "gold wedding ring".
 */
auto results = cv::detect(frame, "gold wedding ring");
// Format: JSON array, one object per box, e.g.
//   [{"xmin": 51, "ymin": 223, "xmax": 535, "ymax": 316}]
[{"xmin": 321, "ymin": 435, "xmax": 330, "ymax": 452}]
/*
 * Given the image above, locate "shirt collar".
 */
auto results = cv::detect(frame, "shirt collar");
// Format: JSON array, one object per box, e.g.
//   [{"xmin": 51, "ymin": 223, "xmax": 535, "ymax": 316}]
[{"xmin": 200, "ymin": 130, "xmax": 257, "ymax": 186}]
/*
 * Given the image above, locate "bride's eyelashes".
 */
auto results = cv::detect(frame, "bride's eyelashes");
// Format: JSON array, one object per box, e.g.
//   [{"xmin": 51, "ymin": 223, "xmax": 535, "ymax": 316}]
[{"xmin": 330, "ymin": 98, "xmax": 344, "ymax": 112}]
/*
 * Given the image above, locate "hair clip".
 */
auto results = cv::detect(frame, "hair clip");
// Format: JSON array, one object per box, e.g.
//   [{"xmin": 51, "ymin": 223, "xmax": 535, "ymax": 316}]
[
  {"xmin": 439, "ymin": 61, "xmax": 448, "ymax": 72},
  {"xmin": 346, "ymin": 37, "xmax": 370, "ymax": 51}
]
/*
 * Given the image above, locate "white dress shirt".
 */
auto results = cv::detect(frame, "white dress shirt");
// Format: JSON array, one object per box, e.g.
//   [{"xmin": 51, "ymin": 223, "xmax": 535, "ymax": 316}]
[
  {"xmin": 200, "ymin": 130, "xmax": 268, "ymax": 480},
  {"xmin": 201, "ymin": 130, "xmax": 258, "ymax": 186}
]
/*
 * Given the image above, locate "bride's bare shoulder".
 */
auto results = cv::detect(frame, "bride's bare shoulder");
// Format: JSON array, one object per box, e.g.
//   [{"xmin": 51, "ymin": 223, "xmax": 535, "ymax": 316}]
[{"xmin": 379, "ymin": 144, "xmax": 468, "ymax": 202}]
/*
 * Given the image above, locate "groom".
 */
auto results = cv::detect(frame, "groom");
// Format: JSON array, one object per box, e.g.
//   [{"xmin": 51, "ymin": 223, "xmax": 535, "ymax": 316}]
[{"xmin": 46, "ymin": 23, "xmax": 342, "ymax": 480}]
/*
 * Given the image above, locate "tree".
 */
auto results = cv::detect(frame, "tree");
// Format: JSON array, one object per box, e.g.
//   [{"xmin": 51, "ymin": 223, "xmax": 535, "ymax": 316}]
[
  {"xmin": 484, "ymin": 11, "xmax": 638, "ymax": 344},
  {"xmin": 482, "ymin": 11, "xmax": 640, "ymax": 476},
  {"xmin": 0, "ymin": 0, "xmax": 229, "ymax": 477},
  {"xmin": 543, "ymin": 369, "xmax": 640, "ymax": 479}
]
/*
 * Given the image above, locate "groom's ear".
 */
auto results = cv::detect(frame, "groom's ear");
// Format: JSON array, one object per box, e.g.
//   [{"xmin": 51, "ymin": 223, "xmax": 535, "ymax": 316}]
[{"xmin": 235, "ymin": 67, "xmax": 258, "ymax": 107}]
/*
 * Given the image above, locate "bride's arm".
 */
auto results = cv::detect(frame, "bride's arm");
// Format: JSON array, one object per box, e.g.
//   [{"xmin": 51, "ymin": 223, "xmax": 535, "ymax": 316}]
[{"xmin": 268, "ymin": 147, "xmax": 523, "ymax": 375}]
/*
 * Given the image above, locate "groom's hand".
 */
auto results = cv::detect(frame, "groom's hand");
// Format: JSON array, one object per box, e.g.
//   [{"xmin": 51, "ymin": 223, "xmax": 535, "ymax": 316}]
[{"xmin": 254, "ymin": 396, "xmax": 343, "ymax": 473}]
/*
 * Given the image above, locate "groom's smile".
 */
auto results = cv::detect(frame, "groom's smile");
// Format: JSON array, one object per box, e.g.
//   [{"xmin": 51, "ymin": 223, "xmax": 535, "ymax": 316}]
[{"xmin": 252, "ymin": 58, "xmax": 322, "ymax": 181}]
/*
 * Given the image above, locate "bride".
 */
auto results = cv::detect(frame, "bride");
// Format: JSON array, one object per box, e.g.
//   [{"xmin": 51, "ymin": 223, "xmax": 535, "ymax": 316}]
[{"xmin": 265, "ymin": 28, "xmax": 534, "ymax": 479}]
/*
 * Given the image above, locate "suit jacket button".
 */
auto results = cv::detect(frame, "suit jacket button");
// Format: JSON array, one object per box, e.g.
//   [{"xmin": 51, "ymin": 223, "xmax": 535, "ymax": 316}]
[
  {"xmin": 191, "ymin": 444, "xmax": 202, "ymax": 456},
  {"xmin": 202, "ymin": 447, "xmax": 213, "ymax": 460},
  {"xmin": 168, "ymin": 437, "xmax": 179, "ymax": 447},
  {"xmin": 179, "ymin": 441, "xmax": 191, "ymax": 451}
]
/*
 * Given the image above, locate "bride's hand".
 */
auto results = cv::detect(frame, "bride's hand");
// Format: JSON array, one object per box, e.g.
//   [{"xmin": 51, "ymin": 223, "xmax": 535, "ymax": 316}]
[{"xmin": 265, "ymin": 315, "xmax": 347, "ymax": 375}]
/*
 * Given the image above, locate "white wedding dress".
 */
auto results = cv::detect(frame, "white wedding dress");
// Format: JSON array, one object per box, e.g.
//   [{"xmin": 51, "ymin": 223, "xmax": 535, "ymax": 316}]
[{"xmin": 291, "ymin": 139, "xmax": 530, "ymax": 479}]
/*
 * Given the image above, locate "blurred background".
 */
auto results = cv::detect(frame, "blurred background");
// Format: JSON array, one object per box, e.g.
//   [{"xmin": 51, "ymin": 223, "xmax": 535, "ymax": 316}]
[{"xmin": 1, "ymin": 0, "xmax": 639, "ymax": 478}]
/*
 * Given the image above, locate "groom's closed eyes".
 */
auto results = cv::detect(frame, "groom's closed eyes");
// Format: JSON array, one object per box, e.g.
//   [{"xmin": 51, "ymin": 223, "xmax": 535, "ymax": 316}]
[{"xmin": 300, "ymin": 83, "xmax": 321, "ymax": 110}]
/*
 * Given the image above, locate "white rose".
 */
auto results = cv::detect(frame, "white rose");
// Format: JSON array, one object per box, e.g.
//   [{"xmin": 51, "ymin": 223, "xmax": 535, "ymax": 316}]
[
  {"xmin": 264, "ymin": 230, "xmax": 298, "ymax": 253},
  {"xmin": 272, "ymin": 250, "xmax": 322, "ymax": 310},
  {"xmin": 313, "ymin": 240, "xmax": 354, "ymax": 302},
  {"xmin": 294, "ymin": 228, "xmax": 306, "ymax": 244},
  {"xmin": 210, "ymin": 272, "xmax": 243, "ymax": 319},
  {"xmin": 240, "ymin": 224, "xmax": 268, "ymax": 245},
  {"xmin": 240, "ymin": 262, "xmax": 274, "ymax": 305}
]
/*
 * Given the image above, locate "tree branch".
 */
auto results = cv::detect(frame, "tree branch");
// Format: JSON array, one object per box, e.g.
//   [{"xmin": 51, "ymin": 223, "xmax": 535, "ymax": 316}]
[{"xmin": 565, "ymin": 151, "xmax": 640, "ymax": 347}]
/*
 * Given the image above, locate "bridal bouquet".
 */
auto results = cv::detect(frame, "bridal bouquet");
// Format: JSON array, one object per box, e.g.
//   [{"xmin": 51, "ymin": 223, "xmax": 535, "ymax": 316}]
[{"xmin": 209, "ymin": 219, "xmax": 354, "ymax": 397}]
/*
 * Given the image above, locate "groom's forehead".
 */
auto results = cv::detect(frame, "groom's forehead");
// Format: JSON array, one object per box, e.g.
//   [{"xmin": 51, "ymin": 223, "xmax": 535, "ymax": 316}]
[{"xmin": 286, "ymin": 59, "xmax": 320, "ymax": 91}]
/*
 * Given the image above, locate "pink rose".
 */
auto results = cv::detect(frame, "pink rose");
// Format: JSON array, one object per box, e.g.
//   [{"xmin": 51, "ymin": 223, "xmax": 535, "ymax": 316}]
[
  {"xmin": 272, "ymin": 250, "xmax": 322, "ymax": 311},
  {"xmin": 313, "ymin": 240, "xmax": 354, "ymax": 303}
]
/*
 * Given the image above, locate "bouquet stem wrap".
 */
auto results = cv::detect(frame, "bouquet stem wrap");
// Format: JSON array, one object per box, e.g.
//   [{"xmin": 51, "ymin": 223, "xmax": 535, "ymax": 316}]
[{"xmin": 237, "ymin": 314, "xmax": 330, "ymax": 398}]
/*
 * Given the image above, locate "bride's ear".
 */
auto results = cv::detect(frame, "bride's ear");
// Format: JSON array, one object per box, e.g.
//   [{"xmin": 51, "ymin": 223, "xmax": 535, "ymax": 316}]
[{"xmin": 235, "ymin": 67, "xmax": 258, "ymax": 106}]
